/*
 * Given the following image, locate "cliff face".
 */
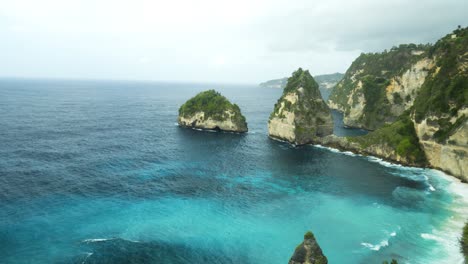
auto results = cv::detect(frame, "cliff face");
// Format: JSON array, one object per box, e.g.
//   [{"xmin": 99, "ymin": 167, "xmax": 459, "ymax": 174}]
[
  {"xmin": 289, "ymin": 231, "xmax": 328, "ymax": 264},
  {"xmin": 410, "ymin": 27, "xmax": 468, "ymax": 180},
  {"xmin": 414, "ymin": 114, "xmax": 467, "ymax": 180},
  {"xmin": 328, "ymin": 45, "xmax": 432, "ymax": 130},
  {"xmin": 268, "ymin": 68, "xmax": 333, "ymax": 145},
  {"xmin": 325, "ymin": 27, "xmax": 467, "ymax": 180},
  {"xmin": 178, "ymin": 90, "xmax": 248, "ymax": 133}
]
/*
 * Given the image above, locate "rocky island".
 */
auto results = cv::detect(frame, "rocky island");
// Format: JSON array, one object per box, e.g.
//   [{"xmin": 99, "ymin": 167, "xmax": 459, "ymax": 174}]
[
  {"xmin": 289, "ymin": 231, "xmax": 328, "ymax": 264},
  {"xmin": 178, "ymin": 90, "xmax": 248, "ymax": 132},
  {"xmin": 268, "ymin": 68, "xmax": 333, "ymax": 145}
]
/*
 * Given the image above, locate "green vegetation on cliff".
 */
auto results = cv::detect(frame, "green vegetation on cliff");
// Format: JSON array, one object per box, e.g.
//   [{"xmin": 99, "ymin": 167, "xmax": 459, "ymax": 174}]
[
  {"xmin": 329, "ymin": 26, "xmax": 467, "ymax": 135},
  {"xmin": 412, "ymin": 27, "xmax": 468, "ymax": 142},
  {"xmin": 289, "ymin": 231, "xmax": 328, "ymax": 264},
  {"xmin": 462, "ymin": 222, "xmax": 468, "ymax": 262},
  {"xmin": 360, "ymin": 75, "xmax": 392, "ymax": 128},
  {"xmin": 329, "ymin": 43, "xmax": 430, "ymax": 111},
  {"xmin": 284, "ymin": 68, "xmax": 322, "ymax": 96},
  {"xmin": 270, "ymin": 68, "xmax": 323, "ymax": 119},
  {"xmin": 178, "ymin": 90, "xmax": 246, "ymax": 126},
  {"xmin": 348, "ymin": 113, "xmax": 426, "ymax": 165}
]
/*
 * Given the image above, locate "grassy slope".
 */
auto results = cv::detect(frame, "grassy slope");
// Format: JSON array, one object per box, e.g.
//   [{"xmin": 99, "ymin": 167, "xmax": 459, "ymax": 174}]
[{"xmin": 348, "ymin": 113, "xmax": 427, "ymax": 165}]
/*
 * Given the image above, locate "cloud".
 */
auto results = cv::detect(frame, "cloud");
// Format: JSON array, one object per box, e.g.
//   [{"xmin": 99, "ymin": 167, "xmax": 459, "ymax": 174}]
[
  {"xmin": 0, "ymin": 0, "xmax": 466, "ymax": 83},
  {"xmin": 257, "ymin": 0, "xmax": 468, "ymax": 53}
]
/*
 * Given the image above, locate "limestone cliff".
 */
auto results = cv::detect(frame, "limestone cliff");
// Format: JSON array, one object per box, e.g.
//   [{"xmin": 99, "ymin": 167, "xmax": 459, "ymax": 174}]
[
  {"xmin": 178, "ymin": 90, "xmax": 248, "ymax": 133},
  {"xmin": 289, "ymin": 231, "xmax": 328, "ymax": 264},
  {"xmin": 328, "ymin": 44, "xmax": 433, "ymax": 130},
  {"xmin": 410, "ymin": 27, "xmax": 468, "ymax": 180},
  {"xmin": 414, "ymin": 113, "xmax": 467, "ymax": 180},
  {"xmin": 326, "ymin": 27, "xmax": 467, "ymax": 180},
  {"xmin": 268, "ymin": 68, "xmax": 333, "ymax": 145}
]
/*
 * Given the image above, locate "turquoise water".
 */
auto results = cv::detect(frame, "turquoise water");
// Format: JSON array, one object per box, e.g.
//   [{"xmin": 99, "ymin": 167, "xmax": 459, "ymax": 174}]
[{"xmin": 0, "ymin": 79, "xmax": 466, "ymax": 263}]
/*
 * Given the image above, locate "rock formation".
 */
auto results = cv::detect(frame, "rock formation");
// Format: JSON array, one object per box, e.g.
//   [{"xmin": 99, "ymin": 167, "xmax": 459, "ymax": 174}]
[
  {"xmin": 325, "ymin": 27, "xmax": 467, "ymax": 180},
  {"xmin": 178, "ymin": 90, "xmax": 248, "ymax": 133},
  {"xmin": 328, "ymin": 44, "xmax": 433, "ymax": 130},
  {"xmin": 410, "ymin": 27, "xmax": 468, "ymax": 180},
  {"xmin": 268, "ymin": 68, "xmax": 333, "ymax": 145},
  {"xmin": 289, "ymin": 231, "xmax": 328, "ymax": 264}
]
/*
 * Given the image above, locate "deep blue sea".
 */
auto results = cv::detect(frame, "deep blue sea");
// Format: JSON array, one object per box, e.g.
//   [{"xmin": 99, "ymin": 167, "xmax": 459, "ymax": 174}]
[{"xmin": 0, "ymin": 79, "xmax": 467, "ymax": 264}]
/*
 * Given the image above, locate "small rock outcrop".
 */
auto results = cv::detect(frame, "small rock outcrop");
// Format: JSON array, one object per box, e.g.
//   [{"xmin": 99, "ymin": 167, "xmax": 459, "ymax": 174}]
[
  {"xmin": 289, "ymin": 231, "xmax": 328, "ymax": 264},
  {"xmin": 178, "ymin": 90, "xmax": 248, "ymax": 132},
  {"xmin": 268, "ymin": 68, "xmax": 333, "ymax": 145}
]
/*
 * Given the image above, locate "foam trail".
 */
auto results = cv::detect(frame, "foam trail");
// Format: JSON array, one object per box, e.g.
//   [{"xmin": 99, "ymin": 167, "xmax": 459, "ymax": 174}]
[
  {"xmin": 312, "ymin": 144, "xmax": 356, "ymax": 156},
  {"xmin": 361, "ymin": 240, "xmax": 389, "ymax": 251},
  {"xmin": 421, "ymin": 233, "xmax": 443, "ymax": 242},
  {"xmin": 83, "ymin": 238, "xmax": 110, "ymax": 243},
  {"xmin": 81, "ymin": 252, "xmax": 93, "ymax": 264}
]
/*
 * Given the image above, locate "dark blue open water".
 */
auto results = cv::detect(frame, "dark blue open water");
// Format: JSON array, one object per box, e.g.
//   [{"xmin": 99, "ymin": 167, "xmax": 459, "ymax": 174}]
[{"xmin": 0, "ymin": 79, "xmax": 467, "ymax": 264}]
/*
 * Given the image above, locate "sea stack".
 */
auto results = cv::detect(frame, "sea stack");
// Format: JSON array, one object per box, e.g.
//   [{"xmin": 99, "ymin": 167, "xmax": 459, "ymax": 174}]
[
  {"xmin": 289, "ymin": 231, "xmax": 328, "ymax": 264},
  {"xmin": 178, "ymin": 90, "xmax": 248, "ymax": 132},
  {"xmin": 268, "ymin": 68, "xmax": 333, "ymax": 145}
]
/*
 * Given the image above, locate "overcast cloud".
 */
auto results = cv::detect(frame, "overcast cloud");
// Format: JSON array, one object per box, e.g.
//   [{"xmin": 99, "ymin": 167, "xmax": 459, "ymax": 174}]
[{"xmin": 1, "ymin": 0, "xmax": 467, "ymax": 83}]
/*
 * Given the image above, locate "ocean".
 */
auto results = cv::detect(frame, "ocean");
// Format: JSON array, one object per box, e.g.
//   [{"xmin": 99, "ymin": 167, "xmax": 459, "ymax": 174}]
[{"xmin": 0, "ymin": 78, "xmax": 466, "ymax": 263}]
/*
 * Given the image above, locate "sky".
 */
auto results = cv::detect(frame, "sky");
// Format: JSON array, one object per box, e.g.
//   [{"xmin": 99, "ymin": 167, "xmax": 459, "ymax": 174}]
[{"xmin": 1, "ymin": 0, "xmax": 467, "ymax": 83}]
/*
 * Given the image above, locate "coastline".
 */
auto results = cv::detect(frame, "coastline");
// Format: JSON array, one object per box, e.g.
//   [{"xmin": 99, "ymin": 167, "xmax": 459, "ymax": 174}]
[
  {"xmin": 177, "ymin": 123, "xmax": 248, "ymax": 134},
  {"xmin": 315, "ymin": 134, "xmax": 466, "ymax": 182},
  {"xmin": 268, "ymin": 133, "xmax": 466, "ymax": 183},
  {"xmin": 421, "ymin": 169, "xmax": 468, "ymax": 264},
  {"xmin": 311, "ymin": 142, "xmax": 468, "ymax": 263}
]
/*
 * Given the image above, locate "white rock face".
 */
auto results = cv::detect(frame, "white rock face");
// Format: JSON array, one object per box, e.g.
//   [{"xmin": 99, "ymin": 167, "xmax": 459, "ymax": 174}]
[
  {"xmin": 343, "ymin": 81, "xmax": 366, "ymax": 128},
  {"xmin": 385, "ymin": 58, "xmax": 435, "ymax": 116},
  {"xmin": 414, "ymin": 108, "xmax": 468, "ymax": 181},
  {"xmin": 329, "ymin": 58, "xmax": 434, "ymax": 129},
  {"xmin": 268, "ymin": 93, "xmax": 297, "ymax": 142},
  {"xmin": 327, "ymin": 100, "xmax": 344, "ymax": 112},
  {"xmin": 268, "ymin": 90, "xmax": 333, "ymax": 145},
  {"xmin": 178, "ymin": 110, "xmax": 247, "ymax": 132}
]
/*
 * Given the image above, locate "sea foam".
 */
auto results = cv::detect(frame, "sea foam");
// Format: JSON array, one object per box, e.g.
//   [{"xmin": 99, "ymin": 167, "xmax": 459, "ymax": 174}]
[{"xmin": 361, "ymin": 240, "xmax": 389, "ymax": 251}]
